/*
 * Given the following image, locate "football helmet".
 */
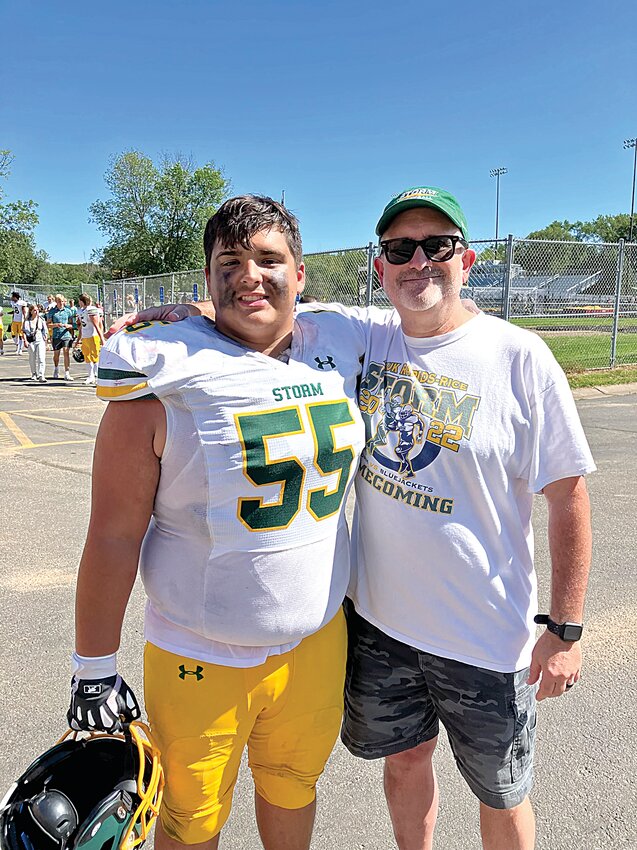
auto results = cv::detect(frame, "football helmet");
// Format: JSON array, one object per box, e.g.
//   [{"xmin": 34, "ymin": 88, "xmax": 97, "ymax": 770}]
[
  {"xmin": 72, "ymin": 348, "xmax": 84, "ymax": 363},
  {"xmin": 0, "ymin": 722, "xmax": 163, "ymax": 850}
]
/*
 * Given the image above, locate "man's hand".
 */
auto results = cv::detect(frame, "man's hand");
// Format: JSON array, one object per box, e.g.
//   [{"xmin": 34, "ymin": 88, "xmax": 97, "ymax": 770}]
[
  {"xmin": 105, "ymin": 304, "xmax": 200, "ymax": 338},
  {"xmin": 68, "ymin": 673, "xmax": 141, "ymax": 732},
  {"xmin": 527, "ymin": 630, "xmax": 581, "ymax": 700}
]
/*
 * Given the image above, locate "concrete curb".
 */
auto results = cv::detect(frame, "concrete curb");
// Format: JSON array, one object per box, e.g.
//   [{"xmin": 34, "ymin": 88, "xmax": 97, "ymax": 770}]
[{"xmin": 572, "ymin": 382, "xmax": 637, "ymax": 399}]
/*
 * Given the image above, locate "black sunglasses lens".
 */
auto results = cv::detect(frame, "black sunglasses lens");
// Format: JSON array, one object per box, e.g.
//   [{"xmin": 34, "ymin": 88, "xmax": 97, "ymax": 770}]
[
  {"xmin": 424, "ymin": 237, "xmax": 455, "ymax": 261},
  {"xmin": 385, "ymin": 239, "xmax": 417, "ymax": 264},
  {"xmin": 383, "ymin": 236, "xmax": 460, "ymax": 264}
]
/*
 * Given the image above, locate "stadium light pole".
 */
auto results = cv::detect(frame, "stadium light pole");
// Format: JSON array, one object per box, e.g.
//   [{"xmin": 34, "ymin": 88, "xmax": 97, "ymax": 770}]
[
  {"xmin": 490, "ymin": 167, "xmax": 508, "ymax": 255},
  {"xmin": 623, "ymin": 138, "xmax": 637, "ymax": 242}
]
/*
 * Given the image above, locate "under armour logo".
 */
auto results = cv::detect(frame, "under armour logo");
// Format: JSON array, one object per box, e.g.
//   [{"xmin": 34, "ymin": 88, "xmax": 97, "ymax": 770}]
[
  {"xmin": 315, "ymin": 355, "xmax": 336, "ymax": 370},
  {"xmin": 82, "ymin": 684, "xmax": 104, "ymax": 695},
  {"xmin": 178, "ymin": 665, "xmax": 204, "ymax": 681}
]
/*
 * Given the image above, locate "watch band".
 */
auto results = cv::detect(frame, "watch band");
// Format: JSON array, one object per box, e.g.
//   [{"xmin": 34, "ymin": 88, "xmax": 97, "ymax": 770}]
[{"xmin": 534, "ymin": 614, "xmax": 583, "ymax": 642}]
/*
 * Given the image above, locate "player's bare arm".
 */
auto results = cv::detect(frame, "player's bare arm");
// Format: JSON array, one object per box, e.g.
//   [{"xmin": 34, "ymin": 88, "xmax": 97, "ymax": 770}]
[
  {"xmin": 89, "ymin": 310, "xmax": 106, "ymax": 344},
  {"xmin": 528, "ymin": 475, "xmax": 592, "ymax": 700},
  {"xmin": 75, "ymin": 398, "xmax": 165, "ymax": 656}
]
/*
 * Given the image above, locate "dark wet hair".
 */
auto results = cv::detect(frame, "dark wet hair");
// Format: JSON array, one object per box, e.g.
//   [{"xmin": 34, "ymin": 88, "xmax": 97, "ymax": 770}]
[{"xmin": 204, "ymin": 195, "xmax": 302, "ymax": 269}]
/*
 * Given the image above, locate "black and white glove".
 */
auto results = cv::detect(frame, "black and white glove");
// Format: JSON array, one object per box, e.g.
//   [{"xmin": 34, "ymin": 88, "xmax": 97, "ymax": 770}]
[{"xmin": 67, "ymin": 652, "xmax": 141, "ymax": 733}]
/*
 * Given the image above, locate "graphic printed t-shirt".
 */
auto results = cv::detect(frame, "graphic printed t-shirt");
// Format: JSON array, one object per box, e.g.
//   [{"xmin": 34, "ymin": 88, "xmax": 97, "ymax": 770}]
[{"xmin": 316, "ymin": 306, "xmax": 595, "ymax": 673}]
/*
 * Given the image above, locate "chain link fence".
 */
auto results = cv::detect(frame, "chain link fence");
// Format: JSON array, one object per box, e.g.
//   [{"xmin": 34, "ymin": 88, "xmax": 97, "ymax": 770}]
[
  {"xmin": 462, "ymin": 238, "xmax": 637, "ymax": 370},
  {"xmin": 96, "ymin": 236, "xmax": 637, "ymax": 372},
  {"xmin": 0, "ymin": 281, "xmax": 100, "ymax": 306}
]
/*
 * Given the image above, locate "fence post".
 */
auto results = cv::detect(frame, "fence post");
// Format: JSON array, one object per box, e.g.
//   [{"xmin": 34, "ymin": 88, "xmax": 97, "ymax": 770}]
[
  {"xmin": 610, "ymin": 238, "xmax": 625, "ymax": 368},
  {"xmin": 365, "ymin": 242, "xmax": 375, "ymax": 307},
  {"xmin": 171, "ymin": 273, "xmax": 175, "ymax": 304},
  {"xmin": 502, "ymin": 234, "xmax": 514, "ymax": 321}
]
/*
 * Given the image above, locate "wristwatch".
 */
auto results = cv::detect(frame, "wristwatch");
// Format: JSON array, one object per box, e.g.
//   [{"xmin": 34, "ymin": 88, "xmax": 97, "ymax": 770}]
[{"xmin": 534, "ymin": 614, "xmax": 583, "ymax": 642}]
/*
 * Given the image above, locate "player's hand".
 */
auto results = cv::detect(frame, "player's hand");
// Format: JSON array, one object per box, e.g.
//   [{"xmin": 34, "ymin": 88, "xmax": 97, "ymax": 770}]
[
  {"xmin": 527, "ymin": 630, "xmax": 581, "ymax": 700},
  {"xmin": 68, "ymin": 673, "xmax": 141, "ymax": 732},
  {"xmin": 105, "ymin": 303, "xmax": 200, "ymax": 338}
]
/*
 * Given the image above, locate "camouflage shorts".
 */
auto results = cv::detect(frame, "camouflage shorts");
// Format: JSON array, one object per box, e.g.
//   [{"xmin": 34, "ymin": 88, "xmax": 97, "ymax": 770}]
[{"xmin": 341, "ymin": 600, "xmax": 536, "ymax": 809}]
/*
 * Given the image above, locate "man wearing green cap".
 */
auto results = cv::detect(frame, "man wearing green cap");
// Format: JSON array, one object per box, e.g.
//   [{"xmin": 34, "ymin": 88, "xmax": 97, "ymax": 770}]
[
  {"xmin": 337, "ymin": 185, "xmax": 594, "ymax": 850},
  {"xmin": 113, "ymin": 187, "xmax": 594, "ymax": 850}
]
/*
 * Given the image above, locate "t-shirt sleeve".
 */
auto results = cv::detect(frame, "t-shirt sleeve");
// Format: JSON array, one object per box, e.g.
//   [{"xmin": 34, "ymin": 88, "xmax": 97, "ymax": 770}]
[
  {"xmin": 297, "ymin": 302, "xmax": 392, "ymax": 354},
  {"xmin": 525, "ymin": 357, "xmax": 596, "ymax": 493}
]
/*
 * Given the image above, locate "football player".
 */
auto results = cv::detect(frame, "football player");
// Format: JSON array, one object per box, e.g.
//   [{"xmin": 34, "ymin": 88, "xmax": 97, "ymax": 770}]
[
  {"xmin": 69, "ymin": 196, "xmax": 368, "ymax": 850},
  {"xmin": 75, "ymin": 293, "xmax": 105, "ymax": 385},
  {"xmin": 9, "ymin": 291, "xmax": 27, "ymax": 355}
]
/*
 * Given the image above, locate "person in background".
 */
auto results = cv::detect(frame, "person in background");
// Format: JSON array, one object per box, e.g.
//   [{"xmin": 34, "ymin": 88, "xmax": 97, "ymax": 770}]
[
  {"xmin": 10, "ymin": 291, "xmax": 27, "ymax": 355},
  {"xmin": 22, "ymin": 304, "xmax": 48, "ymax": 382},
  {"xmin": 68, "ymin": 298, "xmax": 79, "ymax": 343},
  {"xmin": 0, "ymin": 302, "xmax": 4, "ymax": 355},
  {"xmin": 75, "ymin": 293, "xmax": 105, "ymax": 386},
  {"xmin": 46, "ymin": 294, "xmax": 74, "ymax": 381}
]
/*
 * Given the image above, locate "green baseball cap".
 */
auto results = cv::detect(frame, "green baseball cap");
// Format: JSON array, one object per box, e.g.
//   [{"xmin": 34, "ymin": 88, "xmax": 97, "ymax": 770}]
[{"xmin": 375, "ymin": 186, "xmax": 469, "ymax": 240}]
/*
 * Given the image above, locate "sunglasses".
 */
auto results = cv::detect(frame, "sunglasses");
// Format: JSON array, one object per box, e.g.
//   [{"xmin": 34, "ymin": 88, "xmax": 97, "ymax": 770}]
[{"xmin": 379, "ymin": 235, "xmax": 468, "ymax": 265}]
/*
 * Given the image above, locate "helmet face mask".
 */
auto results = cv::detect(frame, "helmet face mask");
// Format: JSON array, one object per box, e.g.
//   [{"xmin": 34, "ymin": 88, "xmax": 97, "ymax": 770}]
[{"xmin": 0, "ymin": 723, "xmax": 163, "ymax": 850}]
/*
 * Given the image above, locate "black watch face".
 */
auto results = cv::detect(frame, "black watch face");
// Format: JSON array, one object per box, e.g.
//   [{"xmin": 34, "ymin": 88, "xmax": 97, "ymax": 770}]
[{"xmin": 561, "ymin": 623, "xmax": 583, "ymax": 641}]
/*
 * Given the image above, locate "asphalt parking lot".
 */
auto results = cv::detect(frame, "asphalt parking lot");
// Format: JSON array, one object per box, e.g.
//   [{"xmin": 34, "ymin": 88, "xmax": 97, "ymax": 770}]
[{"xmin": 0, "ymin": 344, "xmax": 636, "ymax": 849}]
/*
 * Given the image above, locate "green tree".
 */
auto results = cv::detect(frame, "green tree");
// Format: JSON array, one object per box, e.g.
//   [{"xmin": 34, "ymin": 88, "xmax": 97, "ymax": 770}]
[
  {"xmin": 90, "ymin": 151, "xmax": 230, "ymax": 277},
  {"xmin": 526, "ymin": 214, "xmax": 631, "ymax": 243},
  {"xmin": 37, "ymin": 261, "xmax": 106, "ymax": 290},
  {"xmin": 575, "ymin": 214, "xmax": 631, "ymax": 243},
  {"xmin": 526, "ymin": 220, "xmax": 578, "ymax": 241},
  {"xmin": 0, "ymin": 231, "xmax": 47, "ymax": 283},
  {"xmin": 0, "ymin": 150, "xmax": 45, "ymax": 283}
]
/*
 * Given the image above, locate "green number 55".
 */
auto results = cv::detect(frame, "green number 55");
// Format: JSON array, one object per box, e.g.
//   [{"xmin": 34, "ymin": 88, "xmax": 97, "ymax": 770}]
[{"xmin": 235, "ymin": 400, "xmax": 356, "ymax": 531}]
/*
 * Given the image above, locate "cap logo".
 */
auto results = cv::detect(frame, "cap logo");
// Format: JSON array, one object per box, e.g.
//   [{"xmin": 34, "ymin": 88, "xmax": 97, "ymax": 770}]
[{"xmin": 397, "ymin": 188, "xmax": 438, "ymax": 202}]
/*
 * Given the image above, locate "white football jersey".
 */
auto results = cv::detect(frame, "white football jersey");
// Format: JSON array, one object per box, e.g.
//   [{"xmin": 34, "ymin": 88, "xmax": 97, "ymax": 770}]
[
  {"xmin": 79, "ymin": 306, "xmax": 101, "ymax": 338},
  {"xmin": 12, "ymin": 300, "xmax": 26, "ymax": 321},
  {"xmin": 98, "ymin": 314, "xmax": 366, "ymax": 659}
]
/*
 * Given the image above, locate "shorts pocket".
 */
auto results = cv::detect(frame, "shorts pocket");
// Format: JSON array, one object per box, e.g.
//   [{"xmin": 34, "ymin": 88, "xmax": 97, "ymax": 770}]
[{"xmin": 510, "ymin": 693, "xmax": 536, "ymax": 782}]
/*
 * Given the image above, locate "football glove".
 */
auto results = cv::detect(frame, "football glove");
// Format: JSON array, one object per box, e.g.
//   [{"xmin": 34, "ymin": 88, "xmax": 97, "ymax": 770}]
[{"xmin": 68, "ymin": 673, "xmax": 141, "ymax": 733}]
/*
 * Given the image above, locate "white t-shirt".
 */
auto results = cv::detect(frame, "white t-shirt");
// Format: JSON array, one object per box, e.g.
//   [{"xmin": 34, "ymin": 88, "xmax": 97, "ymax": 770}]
[
  {"xmin": 98, "ymin": 314, "xmax": 366, "ymax": 666},
  {"xmin": 23, "ymin": 316, "xmax": 47, "ymax": 343},
  {"xmin": 311, "ymin": 306, "xmax": 595, "ymax": 673},
  {"xmin": 79, "ymin": 306, "xmax": 101, "ymax": 338}
]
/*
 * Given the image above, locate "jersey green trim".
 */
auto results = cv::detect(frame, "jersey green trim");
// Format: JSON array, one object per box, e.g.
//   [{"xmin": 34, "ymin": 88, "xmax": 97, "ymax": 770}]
[{"xmin": 98, "ymin": 367, "xmax": 148, "ymax": 380}]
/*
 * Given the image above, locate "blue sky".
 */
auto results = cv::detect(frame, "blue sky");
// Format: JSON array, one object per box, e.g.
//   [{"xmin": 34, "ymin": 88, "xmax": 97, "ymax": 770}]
[{"xmin": 2, "ymin": 0, "xmax": 636, "ymax": 263}]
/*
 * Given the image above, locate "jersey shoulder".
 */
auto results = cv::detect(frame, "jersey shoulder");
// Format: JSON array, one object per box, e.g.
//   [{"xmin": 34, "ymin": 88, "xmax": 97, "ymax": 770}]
[{"xmin": 97, "ymin": 317, "xmax": 217, "ymax": 402}]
